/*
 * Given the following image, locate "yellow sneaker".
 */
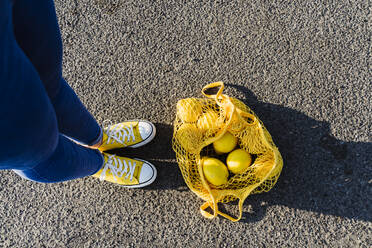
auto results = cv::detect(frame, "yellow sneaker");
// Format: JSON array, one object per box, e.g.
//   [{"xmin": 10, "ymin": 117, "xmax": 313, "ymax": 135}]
[
  {"xmin": 98, "ymin": 120, "xmax": 156, "ymax": 152},
  {"xmin": 93, "ymin": 153, "xmax": 157, "ymax": 188}
]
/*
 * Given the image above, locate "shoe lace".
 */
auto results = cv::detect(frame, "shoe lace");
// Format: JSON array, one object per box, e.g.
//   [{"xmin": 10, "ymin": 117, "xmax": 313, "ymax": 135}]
[
  {"xmin": 105, "ymin": 122, "xmax": 136, "ymax": 146},
  {"xmin": 100, "ymin": 155, "xmax": 137, "ymax": 182}
]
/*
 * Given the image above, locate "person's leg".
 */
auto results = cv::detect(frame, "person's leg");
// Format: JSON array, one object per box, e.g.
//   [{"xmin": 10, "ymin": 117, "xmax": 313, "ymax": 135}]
[
  {"xmin": 52, "ymin": 79, "xmax": 103, "ymax": 147},
  {"xmin": 12, "ymin": 0, "xmax": 102, "ymax": 147},
  {"xmin": 0, "ymin": 0, "xmax": 58, "ymax": 170},
  {"xmin": 14, "ymin": 135, "xmax": 104, "ymax": 183},
  {"xmin": 0, "ymin": 1, "xmax": 103, "ymax": 182}
]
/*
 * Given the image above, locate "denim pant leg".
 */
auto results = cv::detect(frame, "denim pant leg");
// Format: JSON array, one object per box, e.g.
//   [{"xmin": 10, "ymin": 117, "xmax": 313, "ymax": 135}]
[
  {"xmin": 1, "ymin": 1, "xmax": 103, "ymax": 182},
  {"xmin": 0, "ymin": 0, "xmax": 58, "ymax": 170},
  {"xmin": 14, "ymin": 135, "xmax": 104, "ymax": 183},
  {"xmin": 12, "ymin": 0, "xmax": 102, "ymax": 146}
]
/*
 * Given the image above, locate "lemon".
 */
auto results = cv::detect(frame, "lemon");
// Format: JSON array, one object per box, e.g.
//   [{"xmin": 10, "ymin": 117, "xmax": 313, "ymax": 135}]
[
  {"xmin": 176, "ymin": 123, "xmax": 202, "ymax": 152},
  {"xmin": 197, "ymin": 110, "xmax": 219, "ymax": 132},
  {"xmin": 213, "ymin": 131, "xmax": 238, "ymax": 154},
  {"xmin": 177, "ymin": 99, "xmax": 203, "ymax": 123},
  {"xmin": 202, "ymin": 157, "xmax": 229, "ymax": 186},
  {"xmin": 226, "ymin": 149, "xmax": 252, "ymax": 174}
]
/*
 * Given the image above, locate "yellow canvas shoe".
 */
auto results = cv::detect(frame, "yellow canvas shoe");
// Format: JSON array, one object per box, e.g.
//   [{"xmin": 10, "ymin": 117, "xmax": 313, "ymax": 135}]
[
  {"xmin": 98, "ymin": 120, "xmax": 156, "ymax": 151},
  {"xmin": 93, "ymin": 153, "xmax": 157, "ymax": 188}
]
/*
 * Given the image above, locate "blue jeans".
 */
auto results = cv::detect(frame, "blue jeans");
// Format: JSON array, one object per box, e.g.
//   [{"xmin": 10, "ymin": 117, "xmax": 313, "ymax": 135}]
[{"xmin": 0, "ymin": 0, "xmax": 104, "ymax": 182}]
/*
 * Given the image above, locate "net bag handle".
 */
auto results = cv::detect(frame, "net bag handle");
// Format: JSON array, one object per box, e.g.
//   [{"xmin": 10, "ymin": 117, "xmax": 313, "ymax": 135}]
[
  {"xmin": 201, "ymin": 81, "xmax": 227, "ymax": 105},
  {"xmin": 200, "ymin": 199, "xmax": 244, "ymax": 222},
  {"xmin": 202, "ymin": 82, "xmax": 257, "ymax": 126}
]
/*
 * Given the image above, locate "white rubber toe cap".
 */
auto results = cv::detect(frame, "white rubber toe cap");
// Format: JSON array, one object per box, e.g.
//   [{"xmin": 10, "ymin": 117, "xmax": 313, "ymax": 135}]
[
  {"xmin": 135, "ymin": 160, "xmax": 157, "ymax": 188},
  {"xmin": 139, "ymin": 121, "xmax": 154, "ymax": 140}
]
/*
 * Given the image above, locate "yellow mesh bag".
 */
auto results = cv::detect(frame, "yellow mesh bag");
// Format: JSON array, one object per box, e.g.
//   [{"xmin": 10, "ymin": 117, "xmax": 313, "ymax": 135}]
[{"xmin": 172, "ymin": 82, "xmax": 283, "ymax": 222}]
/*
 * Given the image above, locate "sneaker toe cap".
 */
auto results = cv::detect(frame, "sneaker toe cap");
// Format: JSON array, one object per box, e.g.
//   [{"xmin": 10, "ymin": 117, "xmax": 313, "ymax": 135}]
[
  {"xmin": 138, "ymin": 121, "xmax": 155, "ymax": 140},
  {"xmin": 139, "ymin": 163, "xmax": 157, "ymax": 184}
]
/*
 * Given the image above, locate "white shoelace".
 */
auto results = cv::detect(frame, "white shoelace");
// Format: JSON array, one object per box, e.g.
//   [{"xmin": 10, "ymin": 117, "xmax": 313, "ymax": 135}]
[
  {"xmin": 100, "ymin": 155, "xmax": 137, "ymax": 182},
  {"xmin": 105, "ymin": 123, "xmax": 136, "ymax": 146}
]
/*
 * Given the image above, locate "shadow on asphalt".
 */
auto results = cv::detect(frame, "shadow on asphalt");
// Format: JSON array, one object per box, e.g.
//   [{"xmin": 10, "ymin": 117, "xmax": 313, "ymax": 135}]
[
  {"xmin": 225, "ymin": 84, "xmax": 371, "ymax": 223},
  {"xmin": 110, "ymin": 84, "xmax": 371, "ymax": 223}
]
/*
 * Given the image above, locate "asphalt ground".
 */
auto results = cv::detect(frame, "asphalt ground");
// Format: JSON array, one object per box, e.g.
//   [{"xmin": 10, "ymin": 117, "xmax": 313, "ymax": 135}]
[{"xmin": 0, "ymin": 0, "xmax": 371, "ymax": 247}]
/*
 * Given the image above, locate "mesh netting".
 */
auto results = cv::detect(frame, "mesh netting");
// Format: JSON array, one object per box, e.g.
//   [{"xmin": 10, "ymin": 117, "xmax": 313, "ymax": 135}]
[{"xmin": 172, "ymin": 82, "xmax": 283, "ymax": 221}]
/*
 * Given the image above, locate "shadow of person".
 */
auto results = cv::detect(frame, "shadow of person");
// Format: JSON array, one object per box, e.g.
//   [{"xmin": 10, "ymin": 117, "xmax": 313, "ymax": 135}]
[{"xmin": 110, "ymin": 86, "xmax": 370, "ymax": 222}]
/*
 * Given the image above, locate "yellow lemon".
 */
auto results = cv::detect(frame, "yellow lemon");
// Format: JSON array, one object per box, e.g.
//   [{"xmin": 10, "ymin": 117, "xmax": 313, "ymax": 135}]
[
  {"xmin": 177, "ymin": 99, "xmax": 203, "ymax": 123},
  {"xmin": 176, "ymin": 123, "xmax": 202, "ymax": 152},
  {"xmin": 197, "ymin": 110, "xmax": 219, "ymax": 132},
  {"xmin": 213, "ymin": 131, "xmax": 238, "ymax": 154},
  {"xmin": 226, "ymin": 149, "xmax": 252, "ymax": 174},
  {"xmin": 202, "ymin": 157, "xmax": 229, "ymax": 186}
]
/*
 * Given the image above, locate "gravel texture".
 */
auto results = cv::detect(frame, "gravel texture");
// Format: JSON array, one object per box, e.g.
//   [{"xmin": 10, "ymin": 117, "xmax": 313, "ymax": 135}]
[{"xmin": 0, "ymin": 0, "xmax": 371, "ymax": 247}]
